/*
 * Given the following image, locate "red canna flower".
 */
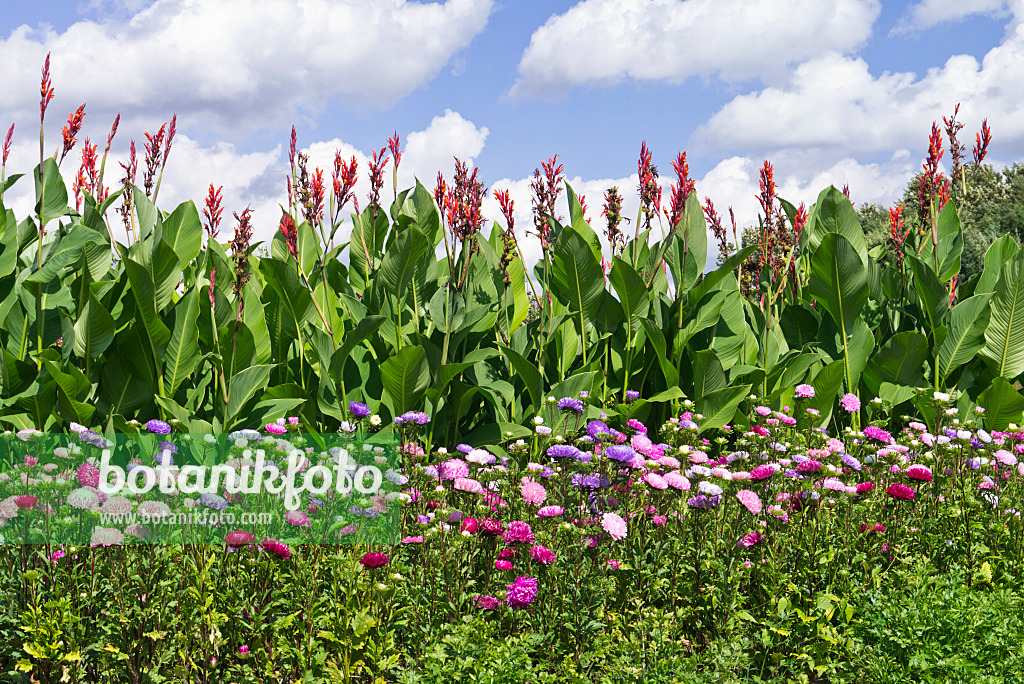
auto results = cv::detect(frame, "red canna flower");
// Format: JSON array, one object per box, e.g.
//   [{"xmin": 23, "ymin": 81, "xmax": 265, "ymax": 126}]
[
  {"xmin": 279, "ymin": 212, "xmax": 298, "ymax": 258},
  {"xmin": 332, "ymin": 152, "xmax": 357, "ymax": 215},
  {"xmin": 494, "ymin": 188, "xmax": 515, "ymax": 233},
  {"xmin": 202, "ymin": 184, "xmax": 224, "ymax": 240},
  {"xmin": 142, "ymin": 123, "xmax": 166, "ymax": 197},
  {"xmin": 230, "ymin": 206, "xmax": 254, "ymax": 313},
  {"xmin": 59, "ymin": 104, "xmax": 86, "ymax": 165},
  {"xmin": 366, "ymin": 147, "xmax": 389, "ymax": 211},
  {"xmin": 602, "ymin": 186, "xmax": 625, "ymax": 256},
  {"xmin": 2, "ymin": 123, "xmax": 13, "ymax": 169},
  {"xmin": 388, "ymin": 131, "xmax": 402, "ymax": 171},
  {"xmin": 73, "ymin": 139, "xmax": 99, "ymax": 210},
  {"xmin": 667, "ymin": 151, "xmax": 695, "ymax": 230},
  {"xmin": 39, "ymin": 53, "xmax": 54, "ymax": 122},
  {"xmin": 531, "ymin": 155, "xmax": 564, "ymax": 248},
  {"xmin": 973, "ymin": 119, "xmax": 991, "ymax": 167}
]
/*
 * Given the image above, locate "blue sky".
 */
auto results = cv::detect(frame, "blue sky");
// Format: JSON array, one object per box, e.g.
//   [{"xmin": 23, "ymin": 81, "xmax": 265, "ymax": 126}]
[{"xmin": 0, "ymin": 0, "xmax": 1022, "ymax": 261}]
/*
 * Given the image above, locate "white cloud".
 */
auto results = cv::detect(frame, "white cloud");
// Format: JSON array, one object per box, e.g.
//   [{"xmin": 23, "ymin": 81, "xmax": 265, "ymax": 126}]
[
  {"xmin": 0, "ymin": 0, "xmax": 494, "ymax": 131},
  {"xmin": 893, "ymin": 0, "xmax": 1010, "ymax": 34},
  {"xmin": 511, "ymin": 0, "xmax": 880, "ymax": 98},
  {"xmin": 697, "ymin": 27, "xmax": 1024, "ymax": 161}
]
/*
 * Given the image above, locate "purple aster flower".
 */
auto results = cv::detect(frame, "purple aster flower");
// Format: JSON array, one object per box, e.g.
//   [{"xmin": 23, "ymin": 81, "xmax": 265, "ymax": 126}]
[
  {"xmin": 546, "ymin": 444, "xmax": 583, "ymax": 460},
  {"xmin": 571, "ymin": 473, "xmax": 610, "ymax": 489},
  {"xmin": 625, "ymin": 390, "xmax": 640, "ymax": 403},
  {"xmin": 145, "ymin": 419, "xmax": 172, "ymax": 435},
  {"xmin": 841, "ymin": 453, "xmax": 862, "ymax": 471},
  {"xmin": 605, "ymin": 445, "xmax": 637, "ymax": 463},
  {"xmin": 557, "ymin": 397, "xmax": 585, "ymax": 414},
  {"xmin": 457, "ymin": 444, "xmax": 473, "ymax": 454},
  {"xmin": 586, "ymin": 420, "xmax": 610, "ymax": 438},
  {"xmin": 349, "ymin": 401, "xmax": 371, "ymax": 418},
  {"xmin": 199, "ymin": 492, "xmax": 228, "ymax": 511},
  {"xmin": 505, "ymin": 576, "xmax": 538, "ymax": 608},
  {"xmin": 687, "ymin": 494, "xmax": 720, "ymax": 509}
]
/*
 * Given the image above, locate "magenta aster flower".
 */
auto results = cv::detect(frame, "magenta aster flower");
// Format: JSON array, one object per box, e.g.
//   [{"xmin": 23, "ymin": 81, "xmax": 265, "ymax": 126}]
[
  {"xmin": 77, "ymin": 462, "xmax": 100, "ymax": 488},
  {"xmin": 537, "ymin": 505, "xmax": 564, "ymax": 517},
  {"xmin": 886, "ymin": 483, "xmax": 915, "ymax": 500},
  {"xmin": 906, "ymin": 464, "xmax": 933, "ymax": 482},
  {"xmin": 737, "ymin": 530, "xmax": 763, "ymax": 548},
  {"xmin": 863, "ymin": 425, "xmax": 894, "ymax": 443},
  {"xmin": 494, "ymin": 559, "xmax": 513, "ymax": 570},
  {"xmin": 265, "ymin": 423, "xmax": 287, "ymax": 434},
  {"xmin": 505, "ymin": 576, "xmax": 538, "ymax": 608},
  {"xmin": 359, "ymin": 552, "xmax": 390, "ymax": 569},
  {"xmin": 840, "ymin": 393, "xmax": 861, "ymax": 413},
  {"xmin": 261, "ymin": 537, "xmax": 291, "ymax": 559},
  {"xmin": 796, "ymin": 459, "xmax": 823, "ymax": 473},
  {"xmin": 480, "ymin": 518, "xmax": 505, "ymax": 536},
  {"xmin": 530, "ymin": 544, "xmax": 555, "ymax": 565},
  {"xmin": 749, "ymin": 464, "xmax": 778, "ymax": 481},
  {"xmin": 503, "ymin": 521, "xmax": 535, "ymax": 544},
  {"xmin": 475, "ymin": 595, "xmax": 500, "ymax": 610},
  {"xmin": 856, "ymin": 481, "xmax": 876, "ymax": 494},
  {"xmin": 285, "ymin": 510, "xmax": 311, "ymax": 527},
  {"xmin": 225, "ymin": 529, "xmax": 255, "ymax": 547}
]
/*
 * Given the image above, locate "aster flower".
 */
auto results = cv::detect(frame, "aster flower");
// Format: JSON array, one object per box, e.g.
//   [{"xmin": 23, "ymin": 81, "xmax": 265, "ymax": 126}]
[
  {"xmin": 546, "ymin": 444, "xmax": 583, "ymax": 460},
  {"xmin": 601, "ymin": 512, "xmax": 628, "ymax": 541},
  {"xmin": 137, "ymin": 500, "xmax": 171, "ymax": 519},
  {"xmin": 349, "ymin": 401, "xmax": 371, "ymax": 418},
  {"xmin": 494, "ymin": 559, "xmax": 514, "ymax": 570},
  {"xmin": 886, "ymin": 483, "xmax": 915, "ymax": 500},
  {"xmin": 697, "ymin": 481, "xmax": 723, "ymax": 497},
  {"xmin": 262, "ymin": 538, "xmax": 292, "ymax": 559},
  {"xmin": 100, "ymin": 496, "xmax": 132, "ymax": 516},
  {"xmin": 737, "ymin": 530, "xmax": 763, "ymax": 548},
  {"xmin": 841, "ymin": 453, "xmax": 863, "ymax": 471},
  {"xmin": 749, "ymin": 464, "xmax": 778, "ymax": 481},
  {"xmin": 77, "ymin": 462, "xmax": 100, "ymax": 488},
  {"xmin": 688, "ymin": 494, "xmax": 721, "ymax": 509},
  {"xmin": 586, "ymin": 420, "xmax": 611, "ymax": 438},
  {"xmin": 439, "ymin": 459, "xmax": 470, "ymax": 480},
  {"xmin": 475, "ymin": 595, "xmax": 500, "ymax": 610},
  {"xmin": 537, "ymin": 505, "xmax": 564, "ymax": 517},
  {"xmin": 906, "ymin": 464, "xmax": 933, "ymax": 482},
  {"xmin": 530, "ymin": 544, "xmax": 555, "ymax": 564},
  {"xmin": 285, "ymin": 510, "xmax": 311, "ymax": 527},
  {"xmin": 856, "ymin": 481, "xmax": 876, "ymax": 494},
  {"xmin": 505, "ymin": 576, "xmax": 538, "ymax": 608},
  {"xmin": 795, "ymin": 384, "xmax": 815, "ymax": 399},
  {"xmin": 199, "ymin": 493, "xmax": 229, "ymax": 511},
  {"xmin": 90, "ymin": 526, "xmax": 125, "ymax": 547},
  {"xmin": 605, "ymin": 445, "xmax": 637, "ymax": 463},
  {"xmin": 521, "ymin": 479, "xmax": 547, "ymax": 505},
  {"xmin": 840, "ymin": 394, "xmax": 861, "ymax": 413},
  {"xmin": 503, "ymin": 521, "xmax": 535, "ymax": 544},
  {"xmin": 455, "ymin": 477, "xmax": 486, "ymax": 495},
  {"xmin": 67, "ymin": 488, "xmax": 100, "ymax": 510},
  {"xmin": 557, "ymin": 397, "xmax": 585, "ymax": 414},
  {"xmin": 624, "ymin": 390, "xmax": 640, "ymax": 403},
  {"xmin": 643, "ymin": 472, "xmax": 668, "ymax": 490},
  {"xmin": 359, "ymin": 552, "xmax": 390, "ymax": 569},
  {"xmin": 736, "ymin": 489, "xmax": 763, "ymax": 515},
  {"xmin": 145, "ymin": 419, "xmax": 172, "ymax": 435},
  {"xmin": 663, "ymin": 471, "xmax": 691, "ymax": 491},
  {"xmin": 480, "ymin": 518, "xmax": 505, "ymax": 536},
  {"xmin": 863, "ymin": 425, "xmax": 894, "ymax": 444},
  {"xmin": 225, "ymin": 529, "xmax": 255, "ymax": 547}
]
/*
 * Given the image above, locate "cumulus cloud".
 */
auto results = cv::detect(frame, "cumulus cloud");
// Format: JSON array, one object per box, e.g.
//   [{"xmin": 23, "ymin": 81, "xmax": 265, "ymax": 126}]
[
  {"xmin": 696, "ymin": 29, "xmax": 1024, "ymax": 160},
  {"xmin": 892, "ymin": 0, "xmax": 1010, "ymax": 34},
  {"xmin": 0, "ymin": 0, "xmax": 494, "ymax": 131},
  {"xmin": 511, "ymin": 0, "xmax": 880, "ymax": 98}
]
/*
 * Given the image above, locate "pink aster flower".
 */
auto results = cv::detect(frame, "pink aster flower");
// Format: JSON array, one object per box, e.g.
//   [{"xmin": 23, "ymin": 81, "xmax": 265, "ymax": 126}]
[
  {"xmin": 461, "ymin": 517, "xmax": 478, "ymax": 533},
  {"xmin": 886, "ymin": 483, "xmax": 915, "ymax": 500},
  {"xmin": 530, "ymin": 544, "xmax": 555, "ymax": 564},
  {"xmin": 601, "ymin": 512, "xmax": 628, "ymax": 541},
  {"xmin": 261, "ymin": 537, "xmax": 291, "ymax": 559},
  {"xmin": 225, "ymin": 529, "xmax": 255, "ymax": 547},
  {"xmin": 822, "ymin": 478, "xmax": 847, "ymax": 491},
  {"xmin": 359, "ymin": 552, "xmax": 389, "ymax": 569},
  {"xmin": 856, "ymin": 481, "xmax": 876, "ymax": 494},
  {"xmin": 505, "ymin": 576, "xmax": 538, "ymax": 608},
  {"xmin": 402, "ymin": 536, "xmax": 424, "ymax": 544},
  {"xmin": 285, "ymin": 510, "xmax": 311, "ymax": 527},
  {"xmin": 90, "ymin": 526, "xmax": 125, "ymax": 547},
  {"xmin": 454, "ymin": 477, "xmax": 485, "ymax": 495},
  {"xmin": 906, "ymin": 464, "xmax": 933, "ymax": 482},
  {"xmin": 737, "ymin": 530, "xmax": 763, "ymax": 548},
  {"xmin": 736, "ymin": 489, "xmax": 763, "ymax": 515},
  {"xmin": 749, "ymin": 464, "xmax": 778, "ymax": 481},
  {"xmin": 643, "ymin": 472, "xmax": 668, "ymax": 490},
  {"xmin": 100, "ymin": 496, "xmax": 132, "ymax": 516},
  {"xmin": 77, "ymin": 462, "xmax": 100, "ymax": 488},
  {"xmin": 503, "ymin": 521, "xmax": 535, "ymax": 544},
  {"xmin": 840, "ymin": 393, "xmax": 860, "ymax": 413},
  {"xmin": 795, "ymin": 384, "xmax": 815, "ymax": 399},
  {"xmin": 137, "ymin": 500, "xmax": 171, "ymax": 519},
  {"xmin": 520, "ymin": 478, "xmax": 547, "ymax": 505},
  {"xmin": 265, "ymin": 423, "xmax": 287, "ymax": 435},
  {"xmin": 494, "ymin": 559, "xmax": 513, "ymax": 570},
  {"xmin": 439, "ymin": 458, "xmax": 470, "ymax": 480},
  {"xmin": 537, "ymin": 505, "xmax": 564, "ymax": 517},
  {"xmin": 67, "ymin": 487, "xmax": 100, "ymax": 510},
  {"xmin": 663, "ymin": 471, "xmax": 691, "ymax": 491}
]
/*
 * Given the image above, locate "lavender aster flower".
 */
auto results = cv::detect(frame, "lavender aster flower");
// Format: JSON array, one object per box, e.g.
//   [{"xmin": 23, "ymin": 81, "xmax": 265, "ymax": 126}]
[
  {"xmin": 557, "ymin": 397, "xmax": 585, "ymax": 414},
  {"xmin": 841, "ymin": 453, "xmax": 863, "ymax": 471},
  {"xmin": 546, "ymin": 444, "xmax": 583, "ymax": 460},
  {"xmin": 349, "ymin": 401, "xmax": 371, "ymax": 418},
  {"xmin": 145, "ymin": 419, "xmax": 172, "ymax": 435},
  {"xmin": 199, "ymin": 492, "xmax": 228, "ymax": 511},
  {"xmin": 605, "ymin": 445, "xmax": 637, "ymax": 463},
  {"xmin": 625, "ymin": 390, "xmax": 639, "ymax": 403}
]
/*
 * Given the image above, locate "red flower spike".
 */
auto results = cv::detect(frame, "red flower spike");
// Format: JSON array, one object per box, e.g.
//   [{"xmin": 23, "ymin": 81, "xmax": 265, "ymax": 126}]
[
  {"xmin": 973, "ymin": 119, "xmax": 991, "ymax": 167},
  {"xmin": 494, "ymin": 188, "xmax": 515, "ymax": 233},
  {"xmin": 388, "ymin": 131, "xmax": 402, "ymax": 170},
  {"xmin": 208, "ymin": 268, "xmax": 217, "ymax": 308},
  {"xmin": 279, "ymin": 212, "xmax": 298, "ymax": 258},
  {"xmin": 203, "ymin": 184, "xmax": 224, "ymax": 240},
  {"xmin": 59, "ymin": 104, "xmax": 86, "ymax": 164},
  {"xmin": 40, "ymin": 53, "xmax": 54, "ymax": 122},
  {"xmin": 3, "ymin": 123, "xmax": 13, "ymax": 168}
]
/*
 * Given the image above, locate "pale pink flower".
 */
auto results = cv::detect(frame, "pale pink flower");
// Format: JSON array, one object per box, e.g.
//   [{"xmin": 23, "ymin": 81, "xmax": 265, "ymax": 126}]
[
  {"xmin": 736, "ymin": 489, "xmax": 763, "ymax": 515},
  {"xmin": 454, "ymin": 477, "xmax": 485, "ymax": 495},
  {"xmin": 90, "ymin": 526, "xmax": 125, "ymax": 546},
  {"xmin": 601, "ymin": 512, "xmax": 628, "ymax": 541},
  {"xmin": 520, "ymin": 478, "xmax": 547, "ymax": 505}
]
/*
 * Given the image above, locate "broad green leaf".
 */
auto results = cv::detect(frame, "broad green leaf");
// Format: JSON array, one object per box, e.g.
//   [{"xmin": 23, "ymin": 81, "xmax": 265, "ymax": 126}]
[
  {"xmin": 980, "ymin": 251, "xmax": 1024, "ymax": 378},
  {"xmin": 160, "ymin": 200, "xmax": 203, "ymax": 266},
  {"xmin": 123, "ymin": 257, "xmax": 171, "ymax": 367},
  {"xmin": 907, "ymin": 254, "xmax": 949, "ymax": 331},
  {"xmin": 863, "ymin": 331, "xmax": 927, "ymax": 394},
  {"xmin": 163, "ymin": 288, "xmax": 202, "ymax": 394},
  {"xmin": 979, "ymin": 376, "xmax": 1024, "ymax": 431},
  {"xmin": 937, "ymin": 293, "xmax": 993, "ymax": 381},
  {"xmin": 809, "ymin": 233, "xmax": 867, "ymax": 332},
  {"xmin": 226, "ymin": 364, "xmax": 274, "ymax": 426},
  {"xmin": 551, "ymin": 226, "xmax": 605, "ymax": 331},
  {"xmin": 608, "ymin": 257, "xmax": 650, "ymax": 323},
  {"xmin": 977, "ymin": 234, "xmax": 1018, "ymax": 294},
  {"xmin": 696, "ymin": 384, "xmax": 751, "ymax": 432},
  {"xmin": 25, "ymin": 227, "xmax": 107, "ymax": 283},
  {"xmin": 693, "ymin": 349, "xmax": 726, "ymax": 399},
  {"xmin": 34, "ymin": 158, "xmax": 70, "ymax": 225},
  {"xmin": 73, "ymin": 291, "xmax": 115, "ymax": 360},
  {"xmin": 806, "ymin": 186, "xmax": 867, "ymax": 263},
  {"xmin": 381, "ymin": 346, "xmax": 431, "ymax": 415},
  {"xmin": 918, "ymin": 201, "xmax": 963, "ymax": 282},
  {"xmin": 499, "ymin": 343, "xmax": 544, "ymax": 412}
]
